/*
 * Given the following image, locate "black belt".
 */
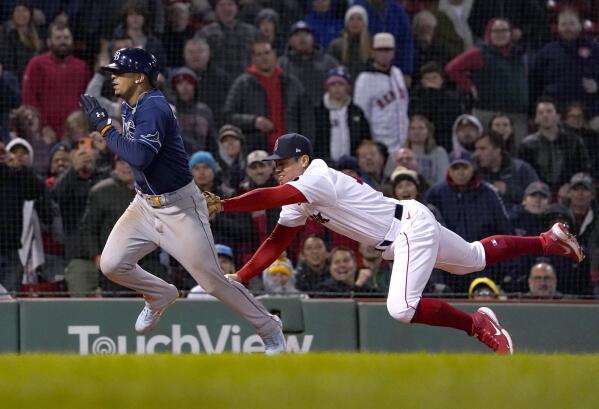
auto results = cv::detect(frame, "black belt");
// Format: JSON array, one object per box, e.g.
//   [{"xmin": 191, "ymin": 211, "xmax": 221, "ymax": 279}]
[{"xmin": 375, "ymin": 204, "xmax": 403, "ymax": 251}]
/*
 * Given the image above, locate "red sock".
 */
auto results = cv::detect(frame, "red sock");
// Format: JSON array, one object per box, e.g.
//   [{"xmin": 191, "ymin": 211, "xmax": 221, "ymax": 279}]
[
  {"xmin": 411, "ymin": 298, "xmax": 474, "ymax": 335},
  {"xmin": 480, "ymin": 235, "xmax": 543, "ymax": 266}
]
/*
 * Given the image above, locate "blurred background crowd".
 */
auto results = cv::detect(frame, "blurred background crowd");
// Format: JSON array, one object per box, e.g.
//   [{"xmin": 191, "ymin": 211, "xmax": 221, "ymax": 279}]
[{"xmin": 0, "ymin": 0, "xmax": 598, "ymax": 299}]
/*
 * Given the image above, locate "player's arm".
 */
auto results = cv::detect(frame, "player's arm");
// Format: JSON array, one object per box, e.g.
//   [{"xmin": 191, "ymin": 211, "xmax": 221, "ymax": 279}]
[
  {"xmin": 221, "ymin": 184, "xmax": 308, "ymax": 213},
  {"xmin": 235, "ymin": 223, "xmax": 303, "ymax": 283},
  {"xmin": 79, "ymin": 94, "xmax": 158, "ymax": 169}
]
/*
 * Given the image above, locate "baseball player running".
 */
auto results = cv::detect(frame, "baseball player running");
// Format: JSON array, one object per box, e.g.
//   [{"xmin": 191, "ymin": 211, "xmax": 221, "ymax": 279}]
[
  {"xmin": 205, "ymin": 133, "xmax": 585, "ymax": 354},
  {"xmin": 79, "ymin": 48, "xmax": 285, "ymax": 354}
]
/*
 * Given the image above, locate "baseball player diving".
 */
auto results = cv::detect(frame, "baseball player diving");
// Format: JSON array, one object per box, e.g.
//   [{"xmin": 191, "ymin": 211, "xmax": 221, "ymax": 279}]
[
  {"xmin": 205, "ymin": 133, "xmax": 585, "ymax": 354},
  {"xmin": 79, "ymin": 48, "xmax": 285, "ymax": 354}
]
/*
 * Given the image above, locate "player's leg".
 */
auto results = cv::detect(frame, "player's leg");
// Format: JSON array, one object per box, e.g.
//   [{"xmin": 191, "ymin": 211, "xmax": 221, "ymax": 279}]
[
  {"xmin": 158, "ymin": 186, "xmax": 283, "ymax": 345},
  {"xmin": 100, "ymin": 196, "xmax": 178, "ymax": 308}
]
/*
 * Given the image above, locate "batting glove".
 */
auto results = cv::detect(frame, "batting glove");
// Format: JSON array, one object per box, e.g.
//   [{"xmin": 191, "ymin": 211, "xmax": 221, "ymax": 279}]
[{"xmin": 79, "ymin": 94, "xmax": 112, "ymax": 135}]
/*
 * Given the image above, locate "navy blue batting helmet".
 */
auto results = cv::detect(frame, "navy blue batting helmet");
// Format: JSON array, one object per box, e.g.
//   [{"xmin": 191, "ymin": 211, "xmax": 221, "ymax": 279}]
[{"xmin": 101, "ymin": 47, "xmax": 158, "ymax": 79}]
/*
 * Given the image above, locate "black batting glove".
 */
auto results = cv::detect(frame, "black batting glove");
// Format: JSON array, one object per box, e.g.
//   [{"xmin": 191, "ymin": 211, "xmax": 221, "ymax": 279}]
[{"xmin": 79, "ymin": 94, "xmax": 112, "ymax": 134}]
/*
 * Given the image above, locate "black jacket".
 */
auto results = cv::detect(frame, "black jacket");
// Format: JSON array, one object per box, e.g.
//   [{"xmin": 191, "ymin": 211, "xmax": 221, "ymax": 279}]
[
  {"xmin": 313, "ymin": 100, "xmax": 371, "ymax": 164},
  {"xmin": 223, "ymin": 70, "xmax": 315, "ymax": 152}
]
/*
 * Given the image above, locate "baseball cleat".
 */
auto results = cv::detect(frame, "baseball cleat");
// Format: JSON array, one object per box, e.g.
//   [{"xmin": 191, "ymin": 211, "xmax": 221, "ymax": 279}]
[
  {"xmin": 472, "ymin": 307, "xmax": 513, "ymax": 355},
  {"xmin": 261, "ymin": 315, "xmax": 286, "ymax": 355},
  {"xmin": 540, "ymin": 222, "xmax": 584, "ymax": 262},
  {"xmin": 135, "ymin": 285, "xmax": 179, "ymax": 335}
]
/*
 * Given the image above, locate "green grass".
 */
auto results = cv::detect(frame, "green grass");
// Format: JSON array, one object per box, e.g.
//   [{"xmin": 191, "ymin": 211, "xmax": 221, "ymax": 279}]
[{"xmin": 1, "ymin": 353, "xmax": 598, "ymax": 409}]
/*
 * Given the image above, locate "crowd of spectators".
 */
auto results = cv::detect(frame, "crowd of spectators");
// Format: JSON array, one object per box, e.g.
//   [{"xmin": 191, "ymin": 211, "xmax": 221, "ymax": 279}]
[{"xmin": 0, "ymin": 0, "xmax": 598, "ymax": 299}]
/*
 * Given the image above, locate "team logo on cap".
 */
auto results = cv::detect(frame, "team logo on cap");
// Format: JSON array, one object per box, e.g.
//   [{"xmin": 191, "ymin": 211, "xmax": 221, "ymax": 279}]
[{"xmin": 274, "ymin": 138, "xmax": 279, "ymax": 152}]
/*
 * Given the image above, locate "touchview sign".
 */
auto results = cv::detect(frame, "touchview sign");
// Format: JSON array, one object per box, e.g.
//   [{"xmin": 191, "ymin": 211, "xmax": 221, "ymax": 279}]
[{"xmin": 68, "ymin": 324, "xmax": 313, "ymax": 355}]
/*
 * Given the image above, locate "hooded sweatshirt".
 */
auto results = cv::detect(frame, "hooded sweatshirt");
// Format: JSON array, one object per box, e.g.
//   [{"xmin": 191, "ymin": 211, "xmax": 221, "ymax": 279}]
[{"xmin": 451, "ymin": 114, "xmax": 483, "ymax": 153}]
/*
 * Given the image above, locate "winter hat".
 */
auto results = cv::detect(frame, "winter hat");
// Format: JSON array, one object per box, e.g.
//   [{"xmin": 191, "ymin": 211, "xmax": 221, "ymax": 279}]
[
  {"xmin": 6, "ymin": 137, "xmax": 34, "ymax": 161},
  {"xmin": 345, "ymin": 5, "xmax": 368, "ymax": 26},
  {"xmin": 189, "ymin": 150, "xmax": 217, "ymax": 173}
]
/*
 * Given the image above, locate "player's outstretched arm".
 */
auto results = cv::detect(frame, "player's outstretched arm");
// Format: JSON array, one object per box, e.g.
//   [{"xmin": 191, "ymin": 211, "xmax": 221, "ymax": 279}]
[
  {"xmin": 233, "ymin": 223, "xmax": 303, "ymax": 284},
  {"xmin": 222, "ymin": 184, "xmax": 308, "ymax": 213}
]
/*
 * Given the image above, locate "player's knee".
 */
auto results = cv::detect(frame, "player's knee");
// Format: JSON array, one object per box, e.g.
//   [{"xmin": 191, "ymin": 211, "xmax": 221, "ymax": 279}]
[
  {"xmin": 386, "ymin": 300, "xmax": 415, "ymax": 324},
  {"xmin": 99, "ymin": 256, "xmax": 133, "ymax": 278}
]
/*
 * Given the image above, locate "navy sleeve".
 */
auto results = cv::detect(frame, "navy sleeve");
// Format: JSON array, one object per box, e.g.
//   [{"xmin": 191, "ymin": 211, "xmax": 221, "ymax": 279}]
[{"xmin": 103, "ymin": 102, "xmax": 166, "ymax": 169}]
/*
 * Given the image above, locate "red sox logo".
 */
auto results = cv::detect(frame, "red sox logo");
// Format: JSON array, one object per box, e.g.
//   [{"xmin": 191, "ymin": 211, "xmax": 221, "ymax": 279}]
[{"xmin": 309, "ymin": 212, "xmax": 330, "ymax": 224}]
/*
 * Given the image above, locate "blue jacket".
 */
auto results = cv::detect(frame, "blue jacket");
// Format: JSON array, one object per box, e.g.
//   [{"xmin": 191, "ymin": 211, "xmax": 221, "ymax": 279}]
[
  {"xmin": 304, "ymin": 10, "xmax": 343, "ymax": 49},
  {"xmin": 425, "ymin": 175, "xmax": 513, "ymax": 242},
  {"xmin": 353, "ymin": 0, "xmax": 414, "ymax": 74}
]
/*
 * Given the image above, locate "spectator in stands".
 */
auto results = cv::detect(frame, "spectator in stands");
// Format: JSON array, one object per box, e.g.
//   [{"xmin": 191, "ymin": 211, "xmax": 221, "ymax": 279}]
[
  {"xmin": 170, "ymin": 66, "xmax": 217, "ymax": 154},
  {"xmin": 409, "ymin": 62, "xmax": 466, "ymax": 152},
  {"xmin": 354, "ymin": 33, "xmax": 409, "ymax": 164},
  {"xmin": 468, "ymin": 277, "xmax": 501, "ymax": 301},
  {"xmin": 563, "ymin": 102, "xmax": 599, "ymax": 180},
  {"xmin": 45, "ymin": 142, "xmax": 71, "ymax": 188},
  {"xmin": 334, "ymin": 155, "xmax": 360, "ymax": 179},
  {"xmin": 0, "ymin": 2, "xmax": 42, "ymax": 80},
  {"xmin": 519, "ymin": 97, "xmax": 591, "ymax": 192},
  {"xmin": 530, "ymin": 8, "xmax": 599, "ymax": 128},
  {"xmin": 223, "ymin": 35, "xmax": 314, "ymax": 152},
  {"xmin": 394, "ymin": 147, "xmax": 419, "ymax": 173},
  {"xmin": 488, "ymin": 112, "xmax": 517, "ymax": 156},
  {"xmin": 79, "ymin": 157, "xmax": 167, "ymax": 297},
  {"xmin": 51, "ymin": 139, "xmax": 107, "ymax": 295},
  {"xmin": 62, "ymin": 110, "xmax": 90, "ymax": 147},
  {"xmin": 357, "ymin": 242, "xmax": 391, "ymax": 293},
  {"xmin": 412, "ymin": 10, "xmax": 453, "ymax": 78},
  {"xmin": 445, "ymin": 18, "xmax": 529, "ymax": 146},
  {"xmin": 262, "ymin": 254, "xmax": 299, "ymax": 295},
  {"xmin": 179, "ymin": 37, "xmax": 230, "ymax": 126},
  {"xmin": 353, "ymin": 0, "xmax": 414, "ymax": 76},
  {"xmin": 188, "ymin": 244, "xmax": 237, "ymax": 299},
  {"xmin": 451, "ymin": 114, "xmax": 483, "ymax": 154},
  {"xmin": 474, "ymin": 130, "xmax": 539, "ymax": 208},
  {"xmin": 403, "ymin": 114, "xmax": 449, "ymax": 186},
  {"xmin": 112, "ymin": 1, "xmax": 166, "ymax": 69},
  {"xmin": 437, "ymin": 0, "xmax": 474, "ymax": 51},
  {"xmin": 189, "ymin": 150, "xmax": 253, "ymax": 254},
  {"xmin": 0, "ymin": 63, "xmax": 21, "ymax": 139},
  {"xmin": 22, "ymin": 23, "xmax": 91, "ymax": 138},
  {"xmin": 525, "ymin": 261, "xmax": 561, "ymax": 299},
  {"xmin": 564, "ymin": 172, "xmax": 596, "ymax": 294},
  {"xmin": 425, "ymin": 150, "xmax": 513, "ymax": 293},
  {"xmin": 278, "ymin": 21, "xmax": 338, "ymax": 108},
  {"xmin": 0, "ymin": 140, "xmax": 46, "ymax": 293},
  {"xmin": 295, "ymin": 235, "xmax": 329, "ymax": 293},
  {"xmin": 356, "ymin": 140, "xmax": 387, "ymax": 192},
  {"xmin": 316, "ymin": 247, "xmax": 373, "ymax": 295},
  {"xmin": 254, "ymin": 8, "xmax": 284, "ymax": 56},
  {"xmin": 390, "ymin": 166, "xmax": 443, "ymax": 223},
  {"xmin": 510, "ymin": 181, "xmax": 552, "ymax": 237},
  {"xmin": 327, "ymin": 5, "xmax": 371, "ymax": 81},
  {"xmin": 303, "ymin": 0, "xmax": 343, "ymax": 49},
  {"xmin": 468, "ymin": 0, "xmax": 550, "ymax": 49},
  {"xmin": 216, "ymin": 124, "xmax": 246, "ymax": 193},
  {"xmin": 197, "ymin": 0, "xmax": 258, "ymax": 78},
  {"xmin": 161, "ymin": 1, "xmax": 194, "ymax": 68},
  {"xmin": 314, "ymin": 66, "xmax": 370, "ymax": 164},
  {"xmin": 8, "ymin": 105, "xmax": 54, "ymax": 176}
]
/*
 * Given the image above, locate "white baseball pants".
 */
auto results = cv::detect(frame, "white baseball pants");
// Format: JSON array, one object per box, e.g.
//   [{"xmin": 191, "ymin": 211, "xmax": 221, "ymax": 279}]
[{"xmin": 383, "ymin": 200, "xmax": 486, "ymax": 323}]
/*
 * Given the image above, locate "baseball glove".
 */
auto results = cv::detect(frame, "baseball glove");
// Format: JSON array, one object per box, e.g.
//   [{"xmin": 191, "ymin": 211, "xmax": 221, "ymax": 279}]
[{"xmin": 203, "ymin": 191, "xmax": 222, "ymax": 216}]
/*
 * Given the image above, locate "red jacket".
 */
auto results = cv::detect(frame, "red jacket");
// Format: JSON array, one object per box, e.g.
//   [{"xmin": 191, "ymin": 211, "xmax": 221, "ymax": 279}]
[{"xmin": 22, "ymin": 52, "xmax": 91, "ymax": 137}]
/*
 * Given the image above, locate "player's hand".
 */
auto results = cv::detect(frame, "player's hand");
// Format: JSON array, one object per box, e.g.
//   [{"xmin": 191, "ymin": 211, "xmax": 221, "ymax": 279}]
[
  {"xmin": 79, "ymin": 94, "xmax": 112, "ymax": 133},
  {"xmin": 225, "ymin": 273, "xmax": 242, "ymax": 283},
  {"xmin": 203, "ymin": 191, "xmax": 223, "ymax": 216}
]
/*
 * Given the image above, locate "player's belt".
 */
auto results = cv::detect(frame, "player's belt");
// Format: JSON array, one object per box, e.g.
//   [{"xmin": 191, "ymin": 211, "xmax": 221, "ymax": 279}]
[
  {"xmin": 374, "ymin": 204, "xmax": 403, "ymax": 251},
  {"xmin": 136, "ymin": 189, "xmax": 182, "ymax": 208}
]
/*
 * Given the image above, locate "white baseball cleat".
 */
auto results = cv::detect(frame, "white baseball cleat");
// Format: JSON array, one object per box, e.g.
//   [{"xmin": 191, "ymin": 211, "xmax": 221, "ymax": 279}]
[
  {"xmin": 135, "ymin": 285, "xmax": 179, "ymax": 335},
  {"xmin": 261, "ymin": 315, "xmax": 286, "ymax": 355}
]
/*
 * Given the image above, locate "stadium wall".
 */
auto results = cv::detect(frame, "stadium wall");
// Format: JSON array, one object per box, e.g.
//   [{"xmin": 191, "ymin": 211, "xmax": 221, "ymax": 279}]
[{"xmin": 1, "ymin": 299, "xmax": 598, "ymax": 354}]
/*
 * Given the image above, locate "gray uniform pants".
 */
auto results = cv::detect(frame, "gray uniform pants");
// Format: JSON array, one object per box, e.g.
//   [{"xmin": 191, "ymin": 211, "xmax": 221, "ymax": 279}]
[{"xmin": 100, "ymin": 181, "xmax": 279, "ymax": 337}]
